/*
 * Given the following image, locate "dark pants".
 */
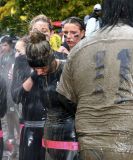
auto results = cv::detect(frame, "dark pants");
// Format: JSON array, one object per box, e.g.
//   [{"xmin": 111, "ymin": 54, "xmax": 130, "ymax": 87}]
[
  {"xmin": 19, "ymin": 126, "xmax": 45, "ymax": 160},
  {"xmin": 44, "ymin": 118, "xmax": 79, "ymax": 160}
]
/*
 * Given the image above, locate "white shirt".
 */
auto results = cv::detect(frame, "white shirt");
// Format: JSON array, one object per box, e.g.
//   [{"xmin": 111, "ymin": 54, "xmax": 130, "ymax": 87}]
[{"xmin": 85, "ymin": 17, "xmax": 100, "ymax": 37}]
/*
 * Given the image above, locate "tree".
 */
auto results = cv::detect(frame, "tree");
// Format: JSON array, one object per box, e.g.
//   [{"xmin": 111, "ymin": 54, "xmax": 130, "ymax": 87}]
[{"xmin": 0, "ymin": 0, "xmax": 101, "ymax": 36}]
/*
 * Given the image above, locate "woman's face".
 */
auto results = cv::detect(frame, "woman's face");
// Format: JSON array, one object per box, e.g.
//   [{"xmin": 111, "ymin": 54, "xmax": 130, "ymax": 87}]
[
  {"xmin": 15, "ymin": 40, "xmax": 26, "ymax": 57},
  {"xmin": 63, "ymin": 23, "xmax": 85, "ymax": 49},
  {"xmin": 34, "ymin": 66, "xmax": 50, "ymax": 75},
  {"xmin": 1, "ymin": 42, "xmax": 12, "ymax": 54},
  {"xmin": 31, "ymin": 21, "xmax": 51, "ymax": 41},
  {"xmin": 34, "ymin": 60, "xmax": 56, "ymax": 75}
]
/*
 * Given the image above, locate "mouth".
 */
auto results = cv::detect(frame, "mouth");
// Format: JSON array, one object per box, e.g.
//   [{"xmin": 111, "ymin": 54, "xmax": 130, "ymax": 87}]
[
  {"xmin": 67, "ymin": 41, "xmax": 74, "ymax": 46},
  {"xmin": 67, "ymin": 39, "xmax": 74, "ymax": 43}
]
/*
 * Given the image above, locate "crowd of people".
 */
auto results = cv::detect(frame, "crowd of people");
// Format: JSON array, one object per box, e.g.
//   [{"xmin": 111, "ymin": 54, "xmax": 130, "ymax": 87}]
[
  {"xmin": 0, "ymin": 11, "xmax": 86, "ymax": 160},
  {"xmin": 0, "ymin": 0, "xmax": 133, "ymax": 159}
]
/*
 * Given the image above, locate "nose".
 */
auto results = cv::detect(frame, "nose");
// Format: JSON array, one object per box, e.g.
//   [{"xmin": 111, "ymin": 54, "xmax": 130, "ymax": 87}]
[{"xmin": 65, "ymin": 33, "xmax": 72, "ymax": 40}]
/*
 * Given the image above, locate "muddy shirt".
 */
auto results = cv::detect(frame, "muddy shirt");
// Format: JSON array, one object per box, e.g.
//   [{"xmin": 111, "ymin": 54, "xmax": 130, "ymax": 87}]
[{"xmin": 57, "ymin": 24, "xmax": 133, "ymax": 153}]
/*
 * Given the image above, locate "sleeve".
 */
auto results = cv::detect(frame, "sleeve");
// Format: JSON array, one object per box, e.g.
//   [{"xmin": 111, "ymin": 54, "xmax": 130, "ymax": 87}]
[
  {"xmin": 11, "ymin": 56, "xmax": 31, "ymax": 104},
  {"xmin": 57, "ymin": 93, "xmax": 77, "ymax": 115},
  {"xmin": 0, "ymin": 76, "xmax": 7, "ymax": 118},
  {"xmin": 56, "ymin": 59, "xmax": 77, "ymax": 103}
]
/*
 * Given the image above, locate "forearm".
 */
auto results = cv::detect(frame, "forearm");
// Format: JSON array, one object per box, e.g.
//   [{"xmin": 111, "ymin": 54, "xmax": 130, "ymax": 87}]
[{"xmin": 22, "ymin": 77, "xmax": 33, "ymax": 92}]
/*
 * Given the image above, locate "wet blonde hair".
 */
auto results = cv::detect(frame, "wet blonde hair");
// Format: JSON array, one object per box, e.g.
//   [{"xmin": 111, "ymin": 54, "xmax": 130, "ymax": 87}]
[{"xmin": 29, "ymin": 14, "xmax": 48, "ymax": 31}]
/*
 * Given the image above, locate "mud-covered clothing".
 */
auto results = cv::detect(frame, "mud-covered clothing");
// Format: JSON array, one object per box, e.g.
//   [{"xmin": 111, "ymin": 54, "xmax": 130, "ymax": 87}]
[
  {"xmin": 43, "ymin": 62, "xmax": 79, "ymax": 160},
  {"xmin": 44, "ymin": 118, "xmax": 79, "ymax": 160},
  {"xmin": 19, "ymin": 126, "xmax": 44, "ymax": 160},
  {"xmin": 11, "ymin": 55, "xmax": 46, "ymax": 121},
  {"xmin": 0, "ymin": 76, "xmax": 7, "ymax": 160},
  {"xmin": 57, "ymin": 24, "xmax": 133, "ymax": 159},
  {"xmin": 42, "ymin": 61, "xmax": 70, "ymax": 124},
  {"xmin": 11, "ymin": 55, "xmax": 46, "ymax": 160}
]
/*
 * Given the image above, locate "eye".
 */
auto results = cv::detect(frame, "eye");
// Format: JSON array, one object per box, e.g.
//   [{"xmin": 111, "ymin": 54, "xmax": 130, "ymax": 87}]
[
  {"xmin": 42, "ymin": 28, "xmax": 50, "ymax": 33},
  {"xmin": 63, "ymin": 31, "xmax": 68, "ymax": 35},
  {"xmin": 42, "ymin": 29, "xmax": 47, "ymax": 33},
  {"xmin": 15, "ymin": 49, "xmax": 20, "ymax": 53},
  {"xmin": 71, "ymin": 31, "xmax": 77, "ymax": 35}
]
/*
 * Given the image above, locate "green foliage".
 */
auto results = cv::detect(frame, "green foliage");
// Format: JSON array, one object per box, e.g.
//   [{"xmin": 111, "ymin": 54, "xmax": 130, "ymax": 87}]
[{"xmin": 0, "ymin": 0, "xmax": 101, "ymax": 36}]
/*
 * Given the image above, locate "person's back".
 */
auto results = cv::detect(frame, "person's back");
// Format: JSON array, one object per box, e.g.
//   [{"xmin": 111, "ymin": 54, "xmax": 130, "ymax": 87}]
[
  {"xmin": 64, "ymin": 24, "xmax": 133, "ymax": 150},
  {"xmin": 57, "ymin": 0, "xmax": 133, "ymax": 159}
]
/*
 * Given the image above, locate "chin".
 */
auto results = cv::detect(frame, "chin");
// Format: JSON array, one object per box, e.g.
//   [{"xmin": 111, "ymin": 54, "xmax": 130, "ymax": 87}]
[
  {"xmin": 70, "ymin": 44, "xmax": 76, "ymax": 49},
  {"xmin": 67, "ymin": 43, "xmax": 74, "ymax": 49}
]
